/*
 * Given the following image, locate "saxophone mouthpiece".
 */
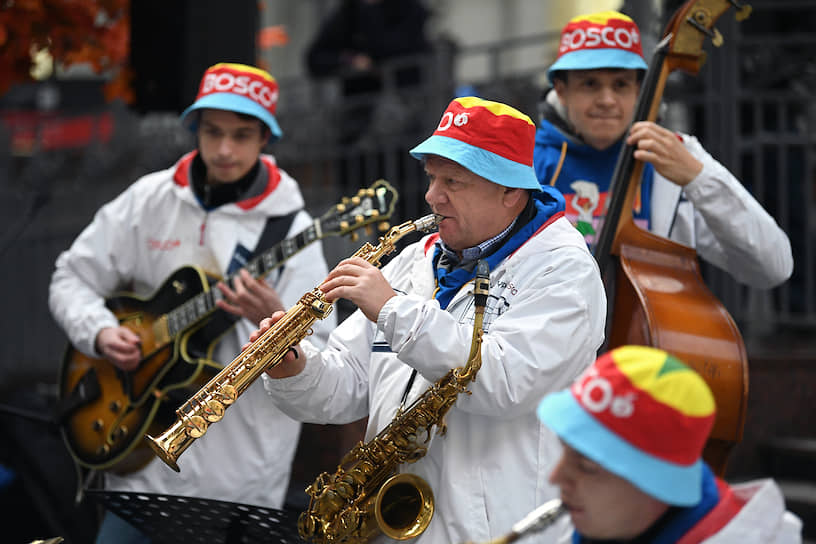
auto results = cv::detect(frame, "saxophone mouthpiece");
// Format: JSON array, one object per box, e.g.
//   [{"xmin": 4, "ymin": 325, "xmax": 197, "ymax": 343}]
[
  {"xmin": 511, "ymin": 499, "xmax": 565, "ymax": 537},
  {"xmin": 414, "ymin": 213, "xmax": 443, "ymax": 232}
]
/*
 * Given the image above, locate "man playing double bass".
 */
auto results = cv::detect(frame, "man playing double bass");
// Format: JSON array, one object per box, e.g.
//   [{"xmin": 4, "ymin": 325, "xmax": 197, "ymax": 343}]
[{"xmin": 534, "ymin": 10, "xmax": 792, "ymax": 288}]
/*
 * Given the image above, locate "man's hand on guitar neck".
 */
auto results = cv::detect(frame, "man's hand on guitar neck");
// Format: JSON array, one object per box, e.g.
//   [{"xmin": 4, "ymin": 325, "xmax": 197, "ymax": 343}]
[
  {"xmin": 216, "ymin": 268, "xmax": 287, "ymax": 326},
  {"xmin": 96, "ymin": 326, "xmax": 142, "ymax": 371}
]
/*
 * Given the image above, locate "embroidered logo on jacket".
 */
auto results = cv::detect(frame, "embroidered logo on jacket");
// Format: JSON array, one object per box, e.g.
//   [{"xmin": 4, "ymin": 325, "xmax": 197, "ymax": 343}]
[{"xmin": 147, "ymin": 238, "xmax": 181, "ymax": 251}]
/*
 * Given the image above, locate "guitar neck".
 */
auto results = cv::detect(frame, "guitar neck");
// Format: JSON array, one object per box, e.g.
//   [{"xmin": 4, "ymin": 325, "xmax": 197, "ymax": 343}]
[
  {"xmin": 163, "ymin": 219, "xmax": 322, "ymax": 337},
  {"xmin": 240, "ymin": 221, "xmax": 321, "ymax": 281}
]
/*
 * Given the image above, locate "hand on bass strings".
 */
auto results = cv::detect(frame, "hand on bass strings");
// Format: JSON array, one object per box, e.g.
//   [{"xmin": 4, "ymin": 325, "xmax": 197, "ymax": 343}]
[
  {"xmin": 216, "ymin": 268, "xmax": 286, "ymax": 325},
  {"xmin": 627, "ymin": 121, "xmax": 703, "ymax": 186},
  {"xmin": 96, "ymin": 326, "xmax": 142, "ymax": 371},
  {"xmin": 320, "ymin": 257, "xmax": 396, "ymax": 322}
]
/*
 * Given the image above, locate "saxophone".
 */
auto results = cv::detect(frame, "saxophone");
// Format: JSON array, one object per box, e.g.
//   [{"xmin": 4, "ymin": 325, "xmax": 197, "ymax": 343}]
[
  {"xmin": 298, "ymin": 260, "xmax": 492, "ymax": 544},
  {"xmin": 146, "ymin": 214, "xmax": 442, "ymax": 472}
]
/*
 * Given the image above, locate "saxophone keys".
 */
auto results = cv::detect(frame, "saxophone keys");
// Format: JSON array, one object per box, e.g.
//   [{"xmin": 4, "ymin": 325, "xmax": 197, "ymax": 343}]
[
  {"xmin": 335, "ymin": 481, "xmax": 355, "ymax": 499},
  {"xmin": 203, "ymin": 399, "xmax": 225, "ymax": 422},
  {"xmin": 298, "ymin": 512, "xmax": 317, "ymax": 537},
  {"xmin": 216, "ymin": 384, "xmax": 237, "ymax": 405},
  {"xmin": 185, "ymin": 415, "xmax": 209, "ymax": 438}
]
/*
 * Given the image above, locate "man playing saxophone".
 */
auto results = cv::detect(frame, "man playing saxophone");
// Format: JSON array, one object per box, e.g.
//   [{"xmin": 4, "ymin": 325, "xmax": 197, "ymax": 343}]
[{"xmin": 250, "ymin": 97, "xmax": 607, "ymax": 543}]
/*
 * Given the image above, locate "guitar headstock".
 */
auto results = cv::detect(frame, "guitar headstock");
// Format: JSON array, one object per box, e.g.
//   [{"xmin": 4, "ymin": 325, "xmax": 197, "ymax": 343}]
[{"xmin": 318, "ymin": 179, "xmax": 399, "ymax": 241}]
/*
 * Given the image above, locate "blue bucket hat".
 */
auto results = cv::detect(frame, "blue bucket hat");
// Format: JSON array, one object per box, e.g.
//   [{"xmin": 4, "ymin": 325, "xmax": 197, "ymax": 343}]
[
  {"xmin": 537, "ymin": 346, "xmax": 717, "ymax": 507},
  {"xmin": 410, "ymin": 97, "xmax": 542, "ymax": 191}
]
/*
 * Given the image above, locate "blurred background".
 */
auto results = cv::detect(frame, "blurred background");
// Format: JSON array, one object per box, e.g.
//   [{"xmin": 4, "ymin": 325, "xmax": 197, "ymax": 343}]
[{"xmin": 0, "ymin": 0, "xmax": 814, "ymax": 541}]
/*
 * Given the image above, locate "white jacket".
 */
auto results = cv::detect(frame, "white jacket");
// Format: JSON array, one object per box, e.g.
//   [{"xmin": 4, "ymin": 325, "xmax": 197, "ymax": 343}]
[
  {"xmin": 536, "ymin": 90, "xmax": 793, "ymax": 289},
  {"xmin": 701, "ymin": 479, "xmax": 802, "ymax": 544},
  {"xmin": 649, "ymin": 134, "xmax": 793, "ymax": 289},
  {"xmin": 263, "ymin": 213, "xmax": 607, "ymax": 543},
  {"xmin": 49, "ymin": 152, "xmax": 335, "ymax": 508}
]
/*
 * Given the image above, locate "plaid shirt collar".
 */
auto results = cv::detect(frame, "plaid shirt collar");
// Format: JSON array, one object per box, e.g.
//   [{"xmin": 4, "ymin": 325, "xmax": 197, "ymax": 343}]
[{"xmin": 437, "ymin": 217, "xmax": 518, "ymax": 267}]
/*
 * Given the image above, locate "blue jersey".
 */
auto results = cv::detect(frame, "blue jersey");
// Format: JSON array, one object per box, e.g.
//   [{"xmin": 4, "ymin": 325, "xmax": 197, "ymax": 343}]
[{"xmin": 534, "ymin": 117, "xmax": 653, "ymax": 249}]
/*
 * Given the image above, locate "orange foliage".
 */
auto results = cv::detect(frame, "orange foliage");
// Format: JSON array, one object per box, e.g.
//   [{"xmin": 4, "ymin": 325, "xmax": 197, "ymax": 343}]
[
  {"xmin": 0, "ymin": 0, "xmax": 132, "ymax": 102},
  {"xmin": 258, "ymin": 25, "xmax": 289, "ymax": 48}
]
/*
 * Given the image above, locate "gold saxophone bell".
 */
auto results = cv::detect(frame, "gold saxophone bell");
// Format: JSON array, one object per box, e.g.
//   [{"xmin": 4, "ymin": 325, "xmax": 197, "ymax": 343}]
[{"xmin": 374, "ymin": 473, "xmax": 435, "ymax": 541}]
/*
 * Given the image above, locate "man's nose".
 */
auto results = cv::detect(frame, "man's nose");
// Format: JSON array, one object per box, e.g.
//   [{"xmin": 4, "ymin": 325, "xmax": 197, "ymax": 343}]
[
  {"xmin": 548, "ymin": 454, "xmax": 569, "ymax": 486},
  {"xmin": 217, "ymin": 136, "xmax": 234, "ymax": 155},
  {"xmin": 424, "ymin": 180, "xmax": 443, "ymax": 206},
  {"xmin": 596, "ymin": 86, "xmax": 616, "ymax": 105}
]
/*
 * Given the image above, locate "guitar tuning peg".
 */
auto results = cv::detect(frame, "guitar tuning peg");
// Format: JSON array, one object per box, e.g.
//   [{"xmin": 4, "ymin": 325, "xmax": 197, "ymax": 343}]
[
  {"xmin": 351, "ymin": 196, "xmax": 361, "ymax": 205},
  {"xmin": 365, "ymin": 188, "xmax": 375, "ymax": 197},
  {"xmin": 336, "ymin": 203, "xmax": 346, "ymax": 213},
  {"xmin": 369, "ymin": 210, "xmax": 380, "ymax": 218},
  {"xmin": 340, "ymin": 221, "xmax": 349, "ymax": 232},
  {"xmin": 365, "ymin": 225, "xmax": 373, "ymax": 236},
  {"xmin": 378, "ymin": 221, "xmax": 390, "ymax": 232},
  {"xmin": 341, "ymin": 197, "xmax": 350, "ymax": 204},
  {"xmin": 355, "ymin": 214, "xmax": 364, "ymax": 225},
  {"xmin": 350, "ymin": 231, "xmax": 359, "ymax": 242}
]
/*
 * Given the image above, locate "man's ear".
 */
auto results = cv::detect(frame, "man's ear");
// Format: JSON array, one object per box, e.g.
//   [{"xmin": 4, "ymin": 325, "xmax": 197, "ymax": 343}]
[
  {"xmin": 553, "ymin": 79, "xmax": 567, "ymax": 105},
  {"xmin": 502, "ymin": 187, "xmax": 528, "ymax": 208}
]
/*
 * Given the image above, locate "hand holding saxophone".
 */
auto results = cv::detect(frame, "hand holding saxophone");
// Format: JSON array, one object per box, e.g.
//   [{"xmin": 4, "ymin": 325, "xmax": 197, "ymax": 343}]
[
  {"xmin": 320, "ymin": 256, "xmax": 398, "ymax": 322},
  {"xmin": 251, "ymin": 256, "xmax": 396, "ymax": 377},
  {"xmin": 245, "ymin": 312, "xmax": 306, "ymax": 379}
]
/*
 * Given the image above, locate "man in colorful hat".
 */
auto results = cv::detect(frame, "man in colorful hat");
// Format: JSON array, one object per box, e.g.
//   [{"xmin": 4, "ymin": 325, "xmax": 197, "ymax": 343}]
[
  {"xmin": 49, "ymin": 63, "xmax": 336, "ymax": 543},
  {"xmin": 252, "ymin": 97, "xmax": 607, "ymax": 543},
  {"xmin": 534, "ymin": 10, "xmax": 792, "ymax": 289},
  {"xmin": 537, "ymin": 345, "xmax": 802, "ymax": 543}
]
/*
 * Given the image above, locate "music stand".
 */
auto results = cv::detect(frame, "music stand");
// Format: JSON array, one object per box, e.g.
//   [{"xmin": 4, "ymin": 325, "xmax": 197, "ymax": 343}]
[{"xmin": 86, "ymin": 489, "xmax": 305, "ymax": 543}]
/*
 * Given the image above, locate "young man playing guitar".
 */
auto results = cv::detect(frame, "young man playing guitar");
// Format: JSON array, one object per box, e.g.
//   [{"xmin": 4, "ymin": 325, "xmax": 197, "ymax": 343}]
[{"xmin": 49, "ymin": 63, "xmax": 336, "ymax": 543}]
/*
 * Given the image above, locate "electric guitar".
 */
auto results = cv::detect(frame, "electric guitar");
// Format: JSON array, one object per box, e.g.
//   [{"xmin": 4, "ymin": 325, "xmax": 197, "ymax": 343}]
[{"xmin": 57, "ymin": 179, "xmax": 398, "ymax": 474}]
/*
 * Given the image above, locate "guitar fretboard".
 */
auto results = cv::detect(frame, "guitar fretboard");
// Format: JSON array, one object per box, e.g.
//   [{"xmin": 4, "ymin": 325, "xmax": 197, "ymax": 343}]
[{"xmin": 164, "ymin": 222, "xmax": 320, "ymax": 337}]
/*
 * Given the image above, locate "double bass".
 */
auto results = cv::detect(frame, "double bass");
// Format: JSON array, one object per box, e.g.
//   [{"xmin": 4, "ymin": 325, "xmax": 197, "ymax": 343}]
[{"xmin": 594, "ymin": 0, "xmax": 753, "ymax": 475}]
